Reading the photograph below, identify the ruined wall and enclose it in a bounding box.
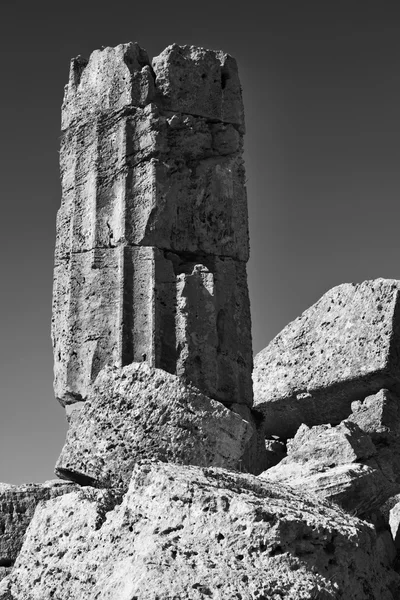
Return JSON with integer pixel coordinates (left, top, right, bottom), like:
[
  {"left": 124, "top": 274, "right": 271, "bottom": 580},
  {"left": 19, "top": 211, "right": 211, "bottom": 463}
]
[{"left": 52, "top": 43, "right": 253, "bottom": 407}]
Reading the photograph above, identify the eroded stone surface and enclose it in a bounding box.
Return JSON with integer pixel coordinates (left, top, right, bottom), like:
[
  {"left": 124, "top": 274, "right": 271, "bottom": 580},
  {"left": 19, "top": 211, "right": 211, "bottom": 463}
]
[
  {"left": 4, "top": 462, "right": 399, "bottom": 599},
  {"left": 53, "top": 42, "right": 252, "bottom": 408},
  {"left": 261, "top": 421, "right": 399, "bottom": 516},
  {"left": 55, "top": 363, "right": 255, "bottom": 488},
  {"left": 286, "top": 421, "right": 377, "bottom": 466},
  {"left": 348, "top": 389, "right": 400, "bottom": 442},
  {"left": 0, "top": 480, "right": 77, "bottom": 571},
  {"left": 253, "top": 279, "right": 400, "bottom": 437},
  {"left": 152, "top": 44, "right": 245, "bottom": 129}
]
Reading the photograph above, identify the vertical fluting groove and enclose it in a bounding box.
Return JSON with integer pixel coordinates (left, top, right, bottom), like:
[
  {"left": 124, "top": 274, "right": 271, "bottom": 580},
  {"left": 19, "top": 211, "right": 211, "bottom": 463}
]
[
  {"left": 119, "top": 119, "right": 130, "bottom": 367},
  {"left": 121, "top": 246, "right": 134, "bottom": 366}
]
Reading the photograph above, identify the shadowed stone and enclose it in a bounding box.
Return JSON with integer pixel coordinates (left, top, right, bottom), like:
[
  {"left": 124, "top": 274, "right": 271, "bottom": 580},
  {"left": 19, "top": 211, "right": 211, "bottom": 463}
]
[
  {"left": 0, "top": 481, "right": 77, "bottom": 574},
  {"left": 253, "top": 279, "right": 400, "bottom": 438}
]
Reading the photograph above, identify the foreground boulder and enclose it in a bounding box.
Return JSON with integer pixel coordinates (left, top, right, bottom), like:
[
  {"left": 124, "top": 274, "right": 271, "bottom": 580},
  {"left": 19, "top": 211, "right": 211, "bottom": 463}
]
[
  {"left": 55, "top": 363, "right": 255, "bottom": 488},
  {"left": 253, "top": 279, "right": 400, "bottom": 437},
  {"left": 261, "top": 421, "right": 399, "bottom": 516},
  {"left": 0, "top": 480, "right": 77, "bottom": 578},
  {"left": 2, "top": 461, "right": 399, "bottom": 599}
]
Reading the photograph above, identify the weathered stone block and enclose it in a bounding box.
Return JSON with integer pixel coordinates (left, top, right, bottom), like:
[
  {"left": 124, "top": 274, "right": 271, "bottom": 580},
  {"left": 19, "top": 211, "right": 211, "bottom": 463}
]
[
  {"left": 253, "top": 279, "right": 400, "bottom": 438},
  {"left": 152, "top": 44, "right": 245, "bottom": 129},
  {"left": 61, "top": 43, "right": 154, "bottom": 130},
  {"left": 53, "top": 247, "right": 252, "bottom": 406},
  {"left": 55, "top": 363, "right": 254, "bottom": 488},
  {"left": 348, "top": 389, "right": 400, "bottom": 442},
  {"left": 5, "top": 462, "right": 399, "bottom": 599},
  {"left": 0, "top": 481, "right": 76, "bottom": 571},
  {"left": 263, "top": 462, "right": 398, "bottom": 517},
  {"left": 57, "top": 105, "right": 249, "bottom": 262},
  {"left": 286, "top": 421, "right": 377, "bottom": 467},
  {"left": 174, "top": 256, "right": 253, "bottom": 405},
  {"left": 260, "top": 421, "right": 398, "bottom": 517}
]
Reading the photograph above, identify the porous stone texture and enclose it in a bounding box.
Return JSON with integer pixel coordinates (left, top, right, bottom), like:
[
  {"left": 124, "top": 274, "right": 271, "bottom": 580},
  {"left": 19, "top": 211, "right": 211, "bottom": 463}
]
[
  {"left": 261, "top": 422, "right": 399, "bottom": 517},
  {"left": 344, "top": 390, "right": 400, "bottom": 492},
  {"left": 53, "top": 42, "right": 252, "bottom": 408},
  {"left": 253, "top": 279, "right": 400, "bottom": 438},
  {"left": 0, "top": 480, "right": 77, "bottom": 573},
  {"left": 3, "top": 462, "right": 399, "bottom": 600},
  {"left": 348, "top": 389, "right": 400, "bottom": 442},
  {"left": 286, "top": 421, "right": 377, "bottom": 466},
  {"left": 55, "top": 363, "right": 255, "bottom": 488}
]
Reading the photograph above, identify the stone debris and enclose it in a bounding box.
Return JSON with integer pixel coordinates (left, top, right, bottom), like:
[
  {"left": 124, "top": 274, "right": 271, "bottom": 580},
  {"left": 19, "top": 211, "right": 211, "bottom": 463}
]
[
  {"left": 0, "top": 480, "right": 77, "bottom": 577},
  {"left": 261, "top": 421, "right": 399, "bottom": 517},
  {"left": 3, "top": 462, "right": 399, "bottom": 600},
  {"left": 348, "top": 388, "right": 400, "bottom": 442},
  {"left": 253, "top": 279, "right": 400, "bottom": 438},
  {"left": 286, "top": 421, "right": 377, "bottom": 466},
  {"left": 55, "top": 363, "right": 255, "bottom": 488},
  {"left": 53, "top": 42, "right": 252, "bottom": 408}
]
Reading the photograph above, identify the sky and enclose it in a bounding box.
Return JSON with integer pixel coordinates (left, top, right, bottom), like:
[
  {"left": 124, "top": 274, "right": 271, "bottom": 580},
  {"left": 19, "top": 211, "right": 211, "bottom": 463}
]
[{"left": 1, "top": 1, "right": 400, "bottom": 483}]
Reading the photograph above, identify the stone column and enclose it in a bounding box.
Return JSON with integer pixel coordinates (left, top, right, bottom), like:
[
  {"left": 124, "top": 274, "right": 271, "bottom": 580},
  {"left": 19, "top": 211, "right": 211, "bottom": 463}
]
[{"left": 52, "top": 42, "right": 253, "bottom": 407}]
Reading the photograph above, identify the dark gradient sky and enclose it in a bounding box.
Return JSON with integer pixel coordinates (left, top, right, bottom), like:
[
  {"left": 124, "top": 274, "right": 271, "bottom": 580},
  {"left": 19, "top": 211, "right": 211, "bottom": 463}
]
[{"left": 1, "top": 1, "right": 400, "bottom": 483}]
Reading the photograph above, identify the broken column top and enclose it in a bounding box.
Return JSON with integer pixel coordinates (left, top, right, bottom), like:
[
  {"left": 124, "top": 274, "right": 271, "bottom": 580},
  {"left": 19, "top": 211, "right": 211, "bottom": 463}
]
[{"left": 62, "top": 42, "right": 245, "bottom": 131}]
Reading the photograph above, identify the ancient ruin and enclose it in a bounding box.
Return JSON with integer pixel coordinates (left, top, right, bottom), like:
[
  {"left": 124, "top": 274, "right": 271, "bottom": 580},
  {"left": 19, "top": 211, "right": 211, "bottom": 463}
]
[
  {"left": 4, "top": 42, "right": 400, "bottom": 599},
  {"left": 52, "top": 42, "right": 253, "bottom": 409}
]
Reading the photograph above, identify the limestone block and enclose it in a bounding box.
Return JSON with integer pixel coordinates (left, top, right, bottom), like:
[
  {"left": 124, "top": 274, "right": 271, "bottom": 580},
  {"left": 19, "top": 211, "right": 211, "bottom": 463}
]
[
  {"left": 263, "top": 462, "right": 398, "bottom": 517},
  {"left": 0, "top": 481, "right": 76, "bottom": 571},
  {"left": 174, "top": 257, "right": 253, "bottom": 405},
  {"left": 286, "top": 421, "right": 377, "bottom": 467},
  {"left": 348, "top": 389, "right": 400, "bottom": 442},
  {"left": 61, "top": 42, "right": 154, "bottom": 130},
  {"left": 126, "top": 151, "right": 249, "bottom": 260},
  {"left": 253, "top": 279, "right": 400, "bottom": 438},
  {"left": 52, "top": 247, "right": 125, "bottom": 404},
  {"left": 260, "top": 421, "right": 398, "bottom": 517},
  {"left": 55, "top": 363, "right": 255, "bottom": 488},
  {"left": 5, "top": 462, "right": 399, "bottom": 600},
  {"left": 58, "top": 105, "right": 249, "bottom": 262},
  {"left": 152, "top": 44, "right": 245, "bottom": 129}
]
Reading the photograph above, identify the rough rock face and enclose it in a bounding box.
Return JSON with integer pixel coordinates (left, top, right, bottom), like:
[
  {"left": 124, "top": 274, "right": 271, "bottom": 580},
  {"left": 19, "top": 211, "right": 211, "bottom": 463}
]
[
  {"left": 0, "top": 480, "right": 77, "bottom": 575},
  {"left": 261, "top": 422, "right": 399, "bottom": 516},
  {"left": 3, "top": 462, "right": 399, "bottom": 600},
  {"left": 346, "top": 389, "right": 400, "bottom": 490},
  {"left": 55, "top": 363, "right": 255, "bottom": 488},
  {"left": 53, "top": 42, "right": 253, "bottom": 408},
  {"left": 253, "top": 278, "right": 400, "bottom": 437},
  {"left": 349, "top": 389, "right": 400, "bottom": 442}
]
